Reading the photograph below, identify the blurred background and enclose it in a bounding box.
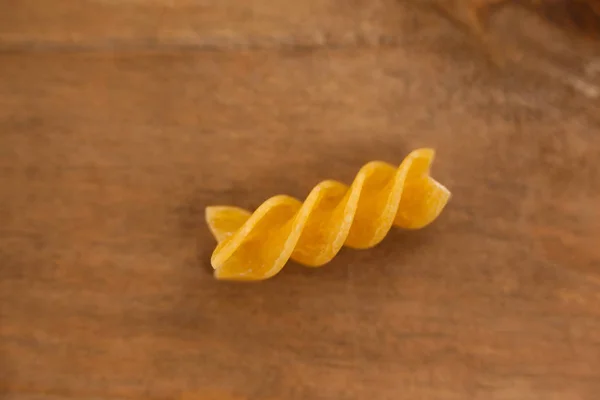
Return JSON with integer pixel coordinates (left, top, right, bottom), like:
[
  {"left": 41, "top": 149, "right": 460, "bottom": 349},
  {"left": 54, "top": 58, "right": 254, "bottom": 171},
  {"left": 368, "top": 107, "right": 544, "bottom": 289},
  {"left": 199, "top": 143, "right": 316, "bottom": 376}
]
[{"left": 1, "top": 1, "right": 599, "bottom": 399}]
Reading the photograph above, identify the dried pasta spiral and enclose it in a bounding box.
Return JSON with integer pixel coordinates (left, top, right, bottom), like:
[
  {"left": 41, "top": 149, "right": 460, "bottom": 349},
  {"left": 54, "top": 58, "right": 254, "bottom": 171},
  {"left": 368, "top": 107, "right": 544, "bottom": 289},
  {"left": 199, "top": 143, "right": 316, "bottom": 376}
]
[{"left": 206, "top": 148, "right": 451, "bottom": 281}]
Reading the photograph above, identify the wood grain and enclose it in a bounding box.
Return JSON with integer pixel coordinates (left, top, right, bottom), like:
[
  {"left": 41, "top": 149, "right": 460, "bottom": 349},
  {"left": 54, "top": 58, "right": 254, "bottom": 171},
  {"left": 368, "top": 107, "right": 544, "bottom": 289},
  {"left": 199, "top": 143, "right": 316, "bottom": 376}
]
[
  {"left": 1, "top": 0, "right": 414, "bottom": 48},
  {"left": 1, "top": 2, "right": 600, "bottom": 400}
]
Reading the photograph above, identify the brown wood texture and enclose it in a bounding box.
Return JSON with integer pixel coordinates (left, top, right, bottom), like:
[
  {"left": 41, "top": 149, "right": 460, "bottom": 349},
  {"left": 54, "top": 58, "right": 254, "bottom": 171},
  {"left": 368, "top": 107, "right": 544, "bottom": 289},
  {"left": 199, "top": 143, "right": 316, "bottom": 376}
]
[
  {"left": 1, "top": 1, "right": 600, "bottom": 400},
  {"left": 1, "top": 0, "right": 412, "bottom": 46}
]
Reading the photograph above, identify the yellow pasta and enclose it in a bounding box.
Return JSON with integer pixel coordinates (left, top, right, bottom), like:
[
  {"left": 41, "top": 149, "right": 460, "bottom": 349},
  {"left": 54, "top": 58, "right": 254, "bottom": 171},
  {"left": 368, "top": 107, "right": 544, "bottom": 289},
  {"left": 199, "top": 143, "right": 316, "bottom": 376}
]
[{"left": 206, "top": 148, "right": 451, "bottom": 281}]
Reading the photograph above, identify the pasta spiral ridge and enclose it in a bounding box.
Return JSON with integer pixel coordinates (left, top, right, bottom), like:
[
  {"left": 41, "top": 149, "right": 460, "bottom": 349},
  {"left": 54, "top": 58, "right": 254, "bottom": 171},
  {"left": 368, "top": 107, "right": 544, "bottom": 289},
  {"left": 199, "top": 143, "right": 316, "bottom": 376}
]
[{"left": 206, "top": 148, "right": 451, "bottom": 281}]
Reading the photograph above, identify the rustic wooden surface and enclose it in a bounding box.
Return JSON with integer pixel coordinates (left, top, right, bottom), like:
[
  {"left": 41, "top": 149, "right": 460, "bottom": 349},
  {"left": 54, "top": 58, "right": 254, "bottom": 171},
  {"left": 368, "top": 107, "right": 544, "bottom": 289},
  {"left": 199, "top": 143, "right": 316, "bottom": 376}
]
[{"left": 1, "top": 1, "right": 600, "bottom": 399}]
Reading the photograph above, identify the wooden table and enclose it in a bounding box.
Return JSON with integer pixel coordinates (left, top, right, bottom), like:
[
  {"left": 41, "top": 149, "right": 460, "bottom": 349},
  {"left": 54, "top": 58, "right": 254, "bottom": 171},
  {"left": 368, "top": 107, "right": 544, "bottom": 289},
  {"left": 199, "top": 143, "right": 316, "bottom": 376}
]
[{"left": 1, "top": 1, "right": 599, "bottom": 399}]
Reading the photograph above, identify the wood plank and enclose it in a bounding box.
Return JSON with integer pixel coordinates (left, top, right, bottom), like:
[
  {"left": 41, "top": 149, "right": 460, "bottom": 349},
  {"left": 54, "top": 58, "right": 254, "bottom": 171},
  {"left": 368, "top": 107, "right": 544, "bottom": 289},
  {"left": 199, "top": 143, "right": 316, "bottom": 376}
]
[
  {"left": 1, "top": 0, "right": 421, "bottom": 47},
  {"left": 3, "top": 0, "right": 599, "bottom": 99},
  {"left": 1, "top": 47, "right": 599, "bottom": 400}
]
